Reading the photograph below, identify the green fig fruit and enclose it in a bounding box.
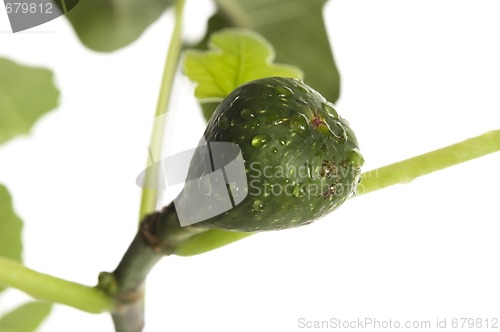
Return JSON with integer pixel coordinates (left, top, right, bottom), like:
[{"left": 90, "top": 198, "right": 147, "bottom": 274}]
[{"left": 174, "top": 77, "right": 363, "bottom": 232}]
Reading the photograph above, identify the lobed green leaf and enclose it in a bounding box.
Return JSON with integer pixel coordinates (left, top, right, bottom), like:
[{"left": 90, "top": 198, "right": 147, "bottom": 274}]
[
  {"left": 183, "top": 28, "right": 303, "bottom": 119},
  {"left": 0, "top": 58, "right": 59, "bottom": 145},
  {"left": 194, "top": 0, "right": 340, "bottom": 103}
]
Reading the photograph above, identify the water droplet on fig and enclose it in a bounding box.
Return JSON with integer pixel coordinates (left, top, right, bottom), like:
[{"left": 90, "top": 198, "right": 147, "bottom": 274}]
[
  {"left": 240, "top": 108, "right": 254, "bottom": 120},
  {"left": 230, "top": 96, "right": 240, "bottom": 108},
  {"left": 261, "top": 92, "right": 273, "bottom": 99},
  {"left": 304, "top": 162, "right": 314, "bottom": 179},
  {"left": 290, "top": 114, "right": 308, "bottom": 135},
  {"left": 276, "top": 86, "right": 294, "bottom": 98},
  {"left": 322, "top": 102, "right": 339, "bottom": 119},
  {"left": 252, "top": 120, "right": 261, "bottom": 127},
  {"left": 279, "top": 136, "right": 288, "bottom": 146},
  {"left": 198, "top": 174, "right": 212, "bottom": 196},
  {"left": 217, "top": 114, "right": 229, "bottom": 130},
  {"left": 332, "top": 120, "right": 348, "bottom": 141},
  {"left": 297, "top": 97, "right": 309, "bottom": 105},
  {"left": 297, "top": 84, "right": 308, "bottom": 93},
  {"left": 272, "top": 147, "right": 278, "bottom": 154},
  {"left": 348, "top": 148, "right": 364, "bottom": 171},
  {"left": 251, "top": 134, "right": 271, "bottom": 148},
  {"left": 292, "top": 183, "right": 304, "bottom": 198},
  {"left": 252, "top": 200, "right": 265, "bottom": 212}
]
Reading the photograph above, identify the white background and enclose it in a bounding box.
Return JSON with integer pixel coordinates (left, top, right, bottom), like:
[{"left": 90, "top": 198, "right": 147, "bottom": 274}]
[{"left": 1, "top": 0, "right": 499, "bottom": 331}]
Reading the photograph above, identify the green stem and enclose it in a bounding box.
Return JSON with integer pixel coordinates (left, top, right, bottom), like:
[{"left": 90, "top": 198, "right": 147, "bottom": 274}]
[
  {"left": 139, "top": 0, "right": 186, "bottom": 221},
  {"left": 358, "top": 129, "right": 500, "bottom": 195},
  {"left": 0, "top": 257, "right": 113, "bottom": 314}
]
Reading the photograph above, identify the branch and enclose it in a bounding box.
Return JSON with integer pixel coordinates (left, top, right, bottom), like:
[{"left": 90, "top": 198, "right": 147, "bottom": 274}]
[
  {"left": 358, "top": 129, "right": 500, "bottom": 195},
  {"left": 0, "top": 256, "right": 113, "bottom": 314},
  {"left": 108, "top": 204, "right": 204, "bottom": 332}
]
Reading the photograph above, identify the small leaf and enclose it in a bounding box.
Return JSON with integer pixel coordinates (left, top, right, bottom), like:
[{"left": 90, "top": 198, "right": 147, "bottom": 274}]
[
  {"left": 0, "top": 185, "right": 23, "bottom": 293},
  {"left": 193, "top": 0, "right": 340, "bottom": 103},
  {"left": 0, "top": 302, "right": 52, "bottom": 332},
  {"left": 184, "top": 28, "right": 303, "bottom": 118},
  {"left": 63, "top": 0, "right": 174, "bottom": 52},
  {"left": 0, "top": 58, "right": 59, "bottom": 145}
]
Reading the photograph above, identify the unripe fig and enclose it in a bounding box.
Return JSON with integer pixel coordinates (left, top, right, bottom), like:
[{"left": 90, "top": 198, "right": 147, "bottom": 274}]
[{"left": 175, "top": 77, "right": 363, "bottom": 232}]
